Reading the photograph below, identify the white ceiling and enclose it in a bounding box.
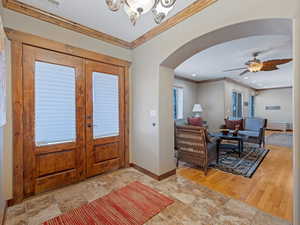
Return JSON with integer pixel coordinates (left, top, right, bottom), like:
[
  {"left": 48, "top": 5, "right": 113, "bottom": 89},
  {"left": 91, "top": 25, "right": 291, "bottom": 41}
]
[
  {"left": 175, "top": 35, "right": 293, "bottom": 89},
  {"left": 19, "top": 0, "right": 195, "bottom": 42}
]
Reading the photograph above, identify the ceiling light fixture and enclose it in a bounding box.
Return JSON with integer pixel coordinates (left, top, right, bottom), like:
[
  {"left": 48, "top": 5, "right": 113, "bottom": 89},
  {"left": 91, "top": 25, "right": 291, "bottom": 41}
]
[
  {"left": 192, "top": 74, "right": 197, "bottom": 77},
  {"left": 105, "top": 0, "right": 176, "bottom": 25},
  {"left": 244, "top": 77, "right": 249, "bottom": 80},
  {"left": 247, "top": 58, "right": 263, "bottom": 72}
]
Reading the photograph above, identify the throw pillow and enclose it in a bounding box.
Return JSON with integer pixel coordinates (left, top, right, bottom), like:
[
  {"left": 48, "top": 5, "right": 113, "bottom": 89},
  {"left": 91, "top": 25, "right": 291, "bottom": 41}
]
[
  {"left": 225, "top": 118, "right": 243, "bottom": 130},
  {"left": 187, "top": 117, "right": 203, "bottom": 126}
]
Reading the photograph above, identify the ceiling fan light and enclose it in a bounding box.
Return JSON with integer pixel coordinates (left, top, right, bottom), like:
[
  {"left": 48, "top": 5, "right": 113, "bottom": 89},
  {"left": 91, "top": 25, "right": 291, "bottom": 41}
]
[{"left": 248, "top": 61, "right": 263, "bottom": 72}]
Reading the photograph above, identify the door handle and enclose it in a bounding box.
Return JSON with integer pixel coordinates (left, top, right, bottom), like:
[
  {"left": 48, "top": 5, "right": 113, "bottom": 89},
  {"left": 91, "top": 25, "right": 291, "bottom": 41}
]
[{"left": 87, "top": 124, "right": 92, "bottom": 128}]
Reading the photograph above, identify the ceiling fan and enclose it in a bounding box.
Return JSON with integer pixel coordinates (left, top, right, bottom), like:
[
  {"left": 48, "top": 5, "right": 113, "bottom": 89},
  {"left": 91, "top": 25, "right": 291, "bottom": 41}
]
[{"left": 223, "top": 52, "right": 292, "bottom": 76}]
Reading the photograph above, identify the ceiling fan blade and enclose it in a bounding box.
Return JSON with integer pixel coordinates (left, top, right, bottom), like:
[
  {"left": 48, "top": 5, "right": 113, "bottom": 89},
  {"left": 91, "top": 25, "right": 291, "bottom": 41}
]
[
  {"left": 239, "top": 70, "right": 249, "bottom": 76},
  {"left": 223, "top": 67, "right": 247, "bottom": 72},
  {"left": 252, "top": 42, "right": 291, "bottom": 58},
  {"left": 261, "top": 65, "right": 279, "bottom": 71},
  {"left": 261, "top": 58, "right": 292, "bottom": 71},
  {"left": 263, "top": 58, "right": 292, "bottom": 66}
]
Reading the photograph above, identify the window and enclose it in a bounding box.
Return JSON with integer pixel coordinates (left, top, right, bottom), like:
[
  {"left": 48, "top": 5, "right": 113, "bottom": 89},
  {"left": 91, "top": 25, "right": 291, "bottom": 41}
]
[
  {"left": 93, "top": 72, "right": 119, "bottom": 138},
  {"left": 173, "top": 87, "right": 183, "bottom": 120},
  {"left": 249, "top": 95, "right": 255, "bottom": 117},
  {"left": 232, "top": 91, "right": 242, "bottom": 118},
  {"left": 35, "top": 62, "right": 76, "bottom": 146}
]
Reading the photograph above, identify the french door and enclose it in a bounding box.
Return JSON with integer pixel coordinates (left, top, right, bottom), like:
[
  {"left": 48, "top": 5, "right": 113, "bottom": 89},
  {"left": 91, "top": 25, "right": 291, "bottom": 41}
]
[
  {"left": 85, "top": 60, "right": 125, "bottom": 177},
  {"left": 22, "top": 46, "right": 125, "bottom": 196}
]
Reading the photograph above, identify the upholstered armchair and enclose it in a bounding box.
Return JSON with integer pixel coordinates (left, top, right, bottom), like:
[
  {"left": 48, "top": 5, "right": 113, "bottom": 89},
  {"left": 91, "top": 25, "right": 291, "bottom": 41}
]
[
  {"left": 175, "top": 125, "right": 218, "bottom": 175},
  {"left": 239, "top": 118, "right": 267, "bottom": 147}
]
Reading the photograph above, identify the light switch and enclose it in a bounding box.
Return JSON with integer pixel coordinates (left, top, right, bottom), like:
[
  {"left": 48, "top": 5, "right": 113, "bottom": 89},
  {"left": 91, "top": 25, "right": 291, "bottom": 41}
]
[{"left": 150, "top": 110, "right": 157, "bottom": 117}]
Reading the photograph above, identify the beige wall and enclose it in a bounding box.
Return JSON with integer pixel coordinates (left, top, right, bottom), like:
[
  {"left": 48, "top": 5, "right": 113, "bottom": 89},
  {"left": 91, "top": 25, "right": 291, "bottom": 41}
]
[
  {"left": 131, "top": 0, "right": 298, "bottom": 194},
  {"left": 256, "top": 88, "right": 293, "bottom": 127},
  {"left": 224, "top": 80, "right": 256, "bottom": 118},
  {"left": 159, "top": 66, "right": 176, "bottom": 174},
  {"left": 173, "top": 78, "right": 198, "bottom": 120},
  {"left": 196, "top": 79, "right": 255, "bottom": 132},
  {"left": 0, "top": 5, "right": 6, "bottom": 221},
  {"left": 293, "top": 15, "right": 300, "bottom": 225},
  {"left": 0, "top": 127, "right": 5, "bottom": 225},
  {"left": 2, "top": 9, "right": 132, "bottom": 61},
  {"left": 1, "top": 9, "right": 132, "bottom": 200},
  {"left": 197, "top": 80, "right": 225, "bottom": 132}
]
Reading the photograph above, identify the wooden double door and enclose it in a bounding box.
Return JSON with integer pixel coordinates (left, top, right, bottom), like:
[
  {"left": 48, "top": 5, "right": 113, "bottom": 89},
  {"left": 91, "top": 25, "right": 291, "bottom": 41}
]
[{"left": 22, "top": 46, "right": 126, "bottom": 197}]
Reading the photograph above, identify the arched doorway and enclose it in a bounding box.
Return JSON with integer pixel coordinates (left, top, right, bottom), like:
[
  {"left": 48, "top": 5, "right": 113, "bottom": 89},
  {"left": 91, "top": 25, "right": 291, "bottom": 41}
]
[{"left": 165, "top": 18, "right": 293, "bottom": 220}]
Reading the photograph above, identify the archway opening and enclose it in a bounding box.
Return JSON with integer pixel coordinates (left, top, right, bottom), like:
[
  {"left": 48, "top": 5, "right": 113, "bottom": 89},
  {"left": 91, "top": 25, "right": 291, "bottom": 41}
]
[{"left": 161, "top": 18, "right": 293, "bottom": 222}]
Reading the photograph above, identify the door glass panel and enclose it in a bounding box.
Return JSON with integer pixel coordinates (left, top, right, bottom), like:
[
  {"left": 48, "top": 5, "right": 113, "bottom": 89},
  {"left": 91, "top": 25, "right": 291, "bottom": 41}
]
[
  {"left": 92, "top": 72, "right": 119, "bottom": 138},
  {"left": 35, "top": 62, "right": 76, "bottom": 146}
]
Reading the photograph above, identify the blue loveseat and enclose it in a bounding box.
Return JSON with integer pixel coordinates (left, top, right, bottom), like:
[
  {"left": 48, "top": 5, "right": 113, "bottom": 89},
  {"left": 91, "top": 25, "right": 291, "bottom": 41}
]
[{"left": 223, "top": 117, "right": 267, "bottom": 147}]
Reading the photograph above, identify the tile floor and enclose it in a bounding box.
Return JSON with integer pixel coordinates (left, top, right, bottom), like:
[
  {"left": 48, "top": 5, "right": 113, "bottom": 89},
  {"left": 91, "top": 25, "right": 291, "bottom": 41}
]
[{"left": 4, "top": 168, "right": 292, "bottom": 225}]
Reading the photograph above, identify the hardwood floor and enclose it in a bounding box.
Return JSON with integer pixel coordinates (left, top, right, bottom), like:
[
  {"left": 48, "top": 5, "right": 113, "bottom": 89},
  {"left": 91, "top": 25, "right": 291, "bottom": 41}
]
[{"left": 178, "top": 131, "right": 293, "bottom": 222}]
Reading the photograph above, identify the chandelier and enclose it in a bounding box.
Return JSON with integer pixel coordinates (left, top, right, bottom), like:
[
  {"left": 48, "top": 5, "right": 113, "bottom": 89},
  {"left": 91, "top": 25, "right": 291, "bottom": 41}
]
[{"left": 105, "top": 0, "right": 176, "bottom": 25}]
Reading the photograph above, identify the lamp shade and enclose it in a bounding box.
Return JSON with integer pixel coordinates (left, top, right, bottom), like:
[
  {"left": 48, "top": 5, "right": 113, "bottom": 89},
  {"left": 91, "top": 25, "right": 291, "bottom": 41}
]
[{"left": 192, "top": 104, "right": 203, "bottom": 112}]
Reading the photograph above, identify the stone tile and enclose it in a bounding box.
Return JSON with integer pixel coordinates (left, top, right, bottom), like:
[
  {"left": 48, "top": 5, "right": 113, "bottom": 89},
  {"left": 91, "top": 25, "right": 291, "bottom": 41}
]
[
  {"left": 54, "top": 192, "right": 88, "bottom": 213},
  {"left": 3, "top": 168, "right": 292, "bottom": 225},
  {"left": 145, "top": 214, "right": 184, "bottom": 225},
  {"left": 145, "top": 214, "right": 171, "bottom": 225},
  {"left": 159, "top": 200, "right": 188, "bottom": 220},
  {"left": 252, "top": 211, "right": 292, "bottom": 225},
  {"left": 176, "top": 206, "right": 215, "bottom": 225},
  {"left": 27, "top": 204, "right": 61, "bottom": 225},
  {"left": 25, "top": 194, "right": 56, "bottom": 217},
  {"left": 223, "top": 199, "right": 258, "bottom": 220},
  {"left": 4, "top": 214, "right": 28, "bottom": 225},
  {"left": 80, "top": 179, "right": 111, "bottom": 202},
  {"left": 189, "top": 188, "right": 229, "bottom": 221},
  {"left": 6, "top": 203, "right": 25, "bottom": 217},
  {"left": 211, "top": 199, "right": 258, "bottom": 225}
]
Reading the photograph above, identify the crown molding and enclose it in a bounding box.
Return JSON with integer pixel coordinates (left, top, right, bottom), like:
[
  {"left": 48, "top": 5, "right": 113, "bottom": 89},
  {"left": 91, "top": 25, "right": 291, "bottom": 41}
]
[
  {"left": 225, "top": 78, "right": 256, "bottom": 91},
  {"left": 131, "top": 0, "right": 217, "bottom": 48},
  {"left": 2, "top": 0, "right": 133, "bottom": 49},
  {"left": 174, "top": 75, "right": 199, "bottom": 83},
  {"left": 2, "top": 0, "right": 217, "bottom": 49},
  {"left": 197, "top": 77, "right": 225, "bottom": 84},
  {"left": 257, "top": 86, "right": 293, "bottom": 91}
]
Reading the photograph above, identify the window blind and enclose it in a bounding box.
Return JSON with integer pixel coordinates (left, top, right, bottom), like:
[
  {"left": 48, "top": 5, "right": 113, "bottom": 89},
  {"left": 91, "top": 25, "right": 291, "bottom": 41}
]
[
  {"left": 173, "top": 87, "right": 183, "bottom": 120},
  {"left": 92, "top": 72, "right": 119, "bottom": 138},
  {"left": 35, "top": 62, "right": 76, "bottom": 146}
]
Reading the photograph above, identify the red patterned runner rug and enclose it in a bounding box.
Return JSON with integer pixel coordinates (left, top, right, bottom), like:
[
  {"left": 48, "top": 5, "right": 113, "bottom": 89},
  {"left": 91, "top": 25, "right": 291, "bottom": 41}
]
[{"left": 43, "top": 181, "right": 174, "bottom": 225}]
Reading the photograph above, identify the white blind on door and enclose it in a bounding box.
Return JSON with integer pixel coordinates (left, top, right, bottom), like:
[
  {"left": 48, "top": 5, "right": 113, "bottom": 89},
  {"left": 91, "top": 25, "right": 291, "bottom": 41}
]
[
  {"left": 93, "top": 72, "right": 119, "bottom": 138},
  {"left": 35, "top": 61, "right": 76, "bottom": 146}
]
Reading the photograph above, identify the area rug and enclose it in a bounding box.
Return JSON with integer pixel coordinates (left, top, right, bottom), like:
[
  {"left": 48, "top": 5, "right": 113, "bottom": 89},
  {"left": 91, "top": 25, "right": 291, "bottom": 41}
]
[
  {"left": 210, "top": 143, "right": 269, "bottom": 178},
  {"left": 43, "top": 181, "right": 174, "bottom": 225},
  {"left": 265, "top": 133, "right": 293, "bottom": 148}
]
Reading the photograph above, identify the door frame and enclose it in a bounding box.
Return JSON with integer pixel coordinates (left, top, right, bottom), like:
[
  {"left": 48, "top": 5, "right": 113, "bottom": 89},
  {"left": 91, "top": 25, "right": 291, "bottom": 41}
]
[{"left": 6, "top": 28, "right": 131, "bottom": 204}]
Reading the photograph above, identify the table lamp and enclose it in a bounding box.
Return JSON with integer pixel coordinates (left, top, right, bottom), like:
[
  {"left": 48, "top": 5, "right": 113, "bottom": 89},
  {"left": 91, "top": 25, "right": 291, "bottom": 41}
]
[{"left": 192, "top": 104, "right": 203, "bottom": 117}]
